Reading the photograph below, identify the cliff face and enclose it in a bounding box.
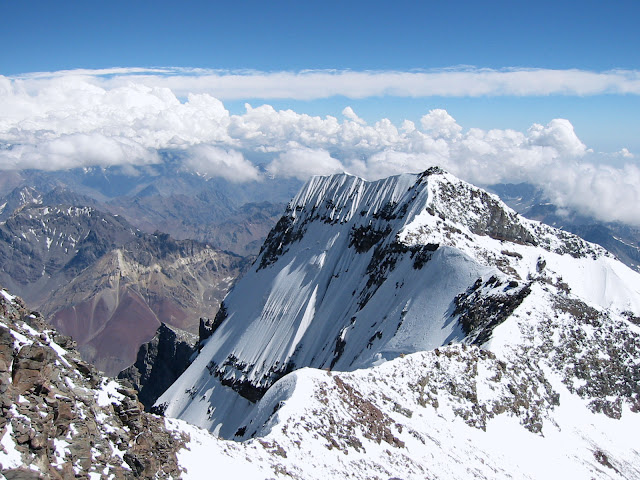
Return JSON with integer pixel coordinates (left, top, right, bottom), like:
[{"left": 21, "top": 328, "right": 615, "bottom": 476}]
[{"left": 118, "top": 323, "right": 198, "bottom": 411}]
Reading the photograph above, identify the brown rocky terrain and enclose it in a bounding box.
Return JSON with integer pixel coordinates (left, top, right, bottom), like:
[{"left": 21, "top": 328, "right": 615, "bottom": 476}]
[
  {"left": 0, "top": 205, "right": 250, "bottom": 375},
  {"left": 0, "top": 287, "right": 187, "bottom": 478},
  {"left": 43, "top": 234, "right": 250, "bottom": 376}
]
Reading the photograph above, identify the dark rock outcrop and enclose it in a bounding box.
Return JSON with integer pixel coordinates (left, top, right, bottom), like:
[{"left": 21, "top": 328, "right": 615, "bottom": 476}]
[
  {"left": 118, "top": 323, "right": 197, "bottom": 411},
  {"left": 198, "top": 316, "right": 215, "bottom": 343}
]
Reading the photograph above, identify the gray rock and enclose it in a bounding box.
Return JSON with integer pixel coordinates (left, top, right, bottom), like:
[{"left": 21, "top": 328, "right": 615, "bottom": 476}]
[{"left": 118, "top": 323, "right": 197, "bottom": 411}]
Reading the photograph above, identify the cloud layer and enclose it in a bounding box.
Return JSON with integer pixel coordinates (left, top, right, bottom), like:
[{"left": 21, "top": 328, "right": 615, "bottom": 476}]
[
  {"left": 10, "top": 67, "right": 640, "bottom": 99},
  {"left": 0, "top": 70, "right": 639, "bottom": 225}
]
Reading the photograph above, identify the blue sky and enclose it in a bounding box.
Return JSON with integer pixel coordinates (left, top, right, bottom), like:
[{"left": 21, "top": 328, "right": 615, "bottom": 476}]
[
  {"left": 1, "top": 1, "right": 639, "bottom": 223},
  {"left": 2, "top": 1, "right": 638, "bottom": 72},
  {"left": 2, "top": 0, "right": 639, "bottom": 151}
]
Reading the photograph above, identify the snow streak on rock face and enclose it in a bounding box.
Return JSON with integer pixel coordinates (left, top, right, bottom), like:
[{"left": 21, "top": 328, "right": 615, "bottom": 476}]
[{"left": 157, "top": 167, "right": 640, "bottom": 443}]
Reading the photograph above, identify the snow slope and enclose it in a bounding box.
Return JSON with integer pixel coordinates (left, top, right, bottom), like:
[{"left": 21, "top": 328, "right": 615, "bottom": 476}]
[
  {"left": 3, "top": 276, "right": 637, "bottom": 479},
  {"left": 157, "top": 166, "right": 640, "bottom": 466},
  {"left": 170, "top": 281, "right": 640, "bottom": 479},
  {"left": 171, "top": 342, "right": 640, "bottom": 480}
]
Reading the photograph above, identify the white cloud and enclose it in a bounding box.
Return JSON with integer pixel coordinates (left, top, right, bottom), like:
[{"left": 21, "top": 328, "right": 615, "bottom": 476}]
[
  {"left": 542, "top": 163, "right": 640, "bottom": 226},
  {"left": 10, "top": 67, "right": 640, "bottom": 100},
  {"left": 617, "top": 147, "right": 634, "bottom": 159},
  {"left": 1, "top": 70, "right": 639, "bottom": 225},
  {"left": 342, "top": 106, "right": 366, "bottom": 125},
  {"left": 267, "top": 148, "right": 345, "bottom": 180},
  {"left": 526, "top": 119, "right": 586, "bottom": 157},
  {"left": 420, "top": 109, "right": 462, "bottom": 139},
  {"left": 183, "top": 145, "right": 260, "bottom": 183},
  {"left": 0, "top": 134, "right": 159, "bottom": 171}
]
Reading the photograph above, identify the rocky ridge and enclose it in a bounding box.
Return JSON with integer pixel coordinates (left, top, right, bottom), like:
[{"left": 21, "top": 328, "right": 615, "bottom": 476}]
[
  {"left": 489, "top": 182, "right": 640, "bottom": 273},
  {"left": 0, "top": 287, "right": 187, "bottom": 478},
  {"left": 118, "top": 323, "right": 198, "bottom": 411}
]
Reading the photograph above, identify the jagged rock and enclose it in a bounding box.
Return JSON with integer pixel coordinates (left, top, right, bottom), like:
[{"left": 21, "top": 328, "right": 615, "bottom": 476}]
[
  {"left": 11, "top": 345, "right": 57, "bottom": 395},
  {"left": 2, "top": 469, "right": 46, "bottom": 480},
  {"left": 490, "top": 182, "right": 640, "bottom": 273},
  {"left": 198, "top": 316, "right": 215, "bottom": 343},
  {"left": 0, "top": 287, "right": 188, "bottom": 478},
  {"left": 118, "top": 323, "right": 197, "bottom": 411}
]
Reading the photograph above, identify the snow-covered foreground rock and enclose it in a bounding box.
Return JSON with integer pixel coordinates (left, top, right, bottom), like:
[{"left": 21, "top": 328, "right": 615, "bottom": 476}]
[
  {"left": 2, "top": 276, "right": 638, "bottom": 479},
  {"left": 0, "top": 287, "right": 191, "bottom": 478},
  {"left": 169, "top": 345, "right": 640, "bottom": 479},
  {"left": 159, "top": 283, "right": 640, "bottom": 479}
]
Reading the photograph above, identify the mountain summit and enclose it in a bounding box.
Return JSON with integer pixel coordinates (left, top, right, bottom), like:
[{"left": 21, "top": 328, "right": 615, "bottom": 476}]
[
  {"left": 148, "top": 168, "right": 640, "bottom": 478},
  {"left": 156, "top": 168, "right": 639, "bottom": 443}
]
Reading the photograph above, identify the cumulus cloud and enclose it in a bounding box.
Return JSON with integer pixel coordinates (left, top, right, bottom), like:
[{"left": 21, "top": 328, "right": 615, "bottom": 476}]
[
  {"left": 542, "top": 163, "right": 640, "bottom": 226},
  {"left": 1, "top": 70, "right": 639, "bottom": 225},
  {"left": 267, "top": 148, "right": 345, "bottom": 180},
  {"left": 342, "top": 107, "right": 366, "bottom": 125},
  {"left": 420, "top": 109, "right": 462, "bottom": 139},
  {"left": 182, "top": 145, "right": 260, "bottom": 182},
  {"left": 527, "top": 119, "right": 587, "bottom": 157},
  {"left": 617, "top": 148, "right": 634, "bottom": 159}
]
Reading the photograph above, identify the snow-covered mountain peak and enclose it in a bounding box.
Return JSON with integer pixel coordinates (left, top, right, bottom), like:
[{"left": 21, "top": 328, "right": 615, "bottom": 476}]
[
  {"left": 262, "top": 167, "right": 607, "bottom": 272},
  {"left": 157, "top": 167, "right": 640, "bottom": 441}
]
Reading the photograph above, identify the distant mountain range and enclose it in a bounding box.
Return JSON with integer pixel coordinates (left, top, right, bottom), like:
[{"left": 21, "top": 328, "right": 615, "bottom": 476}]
[
  {"left": 0, "top": 161, "right": 299, "bottom": 374},
  {"left": 0, "top": 160, "right": 301, "bottom": 256},
  {"left": 0, "top": 203, "right": 249, "bottom": 375}
]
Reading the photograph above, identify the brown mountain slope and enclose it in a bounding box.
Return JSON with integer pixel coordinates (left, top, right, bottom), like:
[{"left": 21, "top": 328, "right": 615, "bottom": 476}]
[
  {"left": 0, "top": 204, "right": 250, "bottom": 375},
  {"left": 43, "top": 239, "right": 249, "bottom": 375}
]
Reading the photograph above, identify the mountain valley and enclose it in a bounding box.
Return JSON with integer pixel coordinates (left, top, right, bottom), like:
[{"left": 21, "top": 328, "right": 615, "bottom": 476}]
[{"left": 0, "top": 203, "right": 249, "bottom": 375}]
